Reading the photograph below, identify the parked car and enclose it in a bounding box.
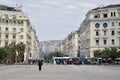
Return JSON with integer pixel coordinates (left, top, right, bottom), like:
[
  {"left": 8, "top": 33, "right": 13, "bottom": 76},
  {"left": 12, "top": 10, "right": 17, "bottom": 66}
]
[{"left": 114, "top": 58, "right": 120, "bottom": 65}]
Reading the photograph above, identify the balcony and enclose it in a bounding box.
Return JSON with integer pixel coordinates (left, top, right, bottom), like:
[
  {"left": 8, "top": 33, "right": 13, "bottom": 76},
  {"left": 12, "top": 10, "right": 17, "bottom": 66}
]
[
  {"left": 109, "top": 44, "right": 116, "bottom": 47},
  {"left": 101, "top": 35, "right": 108, "bottom": 39},
  {"left": 12, "top": 38, "right": 17, "bottom": 42},
  {"left": 4, "top": 31, "right": 9, "bottom": 33},
  {"left": 11, "top": 31, "right": 17, "bottom": 34},
  {"left": 3, "top": 38, "right": 9, "bottom": 41},
  {"left": 94, "top": 36, "right": 100, "bottom": 39}
]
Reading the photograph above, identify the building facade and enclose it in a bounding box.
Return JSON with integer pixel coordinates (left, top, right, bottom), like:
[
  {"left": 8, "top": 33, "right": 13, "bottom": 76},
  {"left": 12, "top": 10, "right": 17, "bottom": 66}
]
[
  {"left": 0, "top": 5, "right": 40, "bottom": 61},
  {"left": 79, "top": 4, "right": 120, "bottom": 57},
  {"left": 63, "top": 30, "right": 79, "bottom": 57}
]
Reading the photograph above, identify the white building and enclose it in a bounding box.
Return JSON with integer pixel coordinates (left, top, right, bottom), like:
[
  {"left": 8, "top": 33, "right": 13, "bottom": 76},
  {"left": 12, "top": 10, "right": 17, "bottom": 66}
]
[
  {"left": 0, "top": 5, "right": 40, "bottom": 61},
  {"left": 63, "top": 30, "right": 79, "bottom": 57},
  {"left": 79, "top": 4, "right": 120, "bottom": 57}
]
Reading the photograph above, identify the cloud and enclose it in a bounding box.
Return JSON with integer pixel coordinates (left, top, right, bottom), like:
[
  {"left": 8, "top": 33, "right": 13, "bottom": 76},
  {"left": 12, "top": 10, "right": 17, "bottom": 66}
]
[
  {"left": 77, "top": 2, "right": 97, "bottom": 8},
  {"left": 0, "top": 0, "right": 16, "bottom": 7},
  {"left": 66, "top": 4, "right": 78, "bottom": 10},
  {"left": 29, "top": 4, "right": 41, "bottom": 8},
  {"left": 41, "top": 0, "right": 62, "bottom": 6}
]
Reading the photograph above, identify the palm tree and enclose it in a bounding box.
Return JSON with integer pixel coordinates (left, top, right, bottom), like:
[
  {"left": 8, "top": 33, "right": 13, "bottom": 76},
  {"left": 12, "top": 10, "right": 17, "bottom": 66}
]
[
  {"left": 8, "top": 42, "right": 17, "bottom": 63},
  {"left": 16, "top": 42, "right": 25, "bottom": 62},
  {"left": 3, "top": 45, "right": 12, "bottom": 64}
]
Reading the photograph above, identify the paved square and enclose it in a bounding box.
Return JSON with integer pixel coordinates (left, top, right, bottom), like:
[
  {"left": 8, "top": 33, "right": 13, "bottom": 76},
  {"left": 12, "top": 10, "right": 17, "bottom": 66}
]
[{"left": 0, "top": 64, "right": 120, "bottom": 80}]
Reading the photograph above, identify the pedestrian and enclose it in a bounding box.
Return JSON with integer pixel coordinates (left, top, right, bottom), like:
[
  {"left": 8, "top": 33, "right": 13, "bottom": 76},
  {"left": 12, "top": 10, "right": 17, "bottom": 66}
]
[{"left": 38, "top": 60, "right": 43, "bottom": 71}]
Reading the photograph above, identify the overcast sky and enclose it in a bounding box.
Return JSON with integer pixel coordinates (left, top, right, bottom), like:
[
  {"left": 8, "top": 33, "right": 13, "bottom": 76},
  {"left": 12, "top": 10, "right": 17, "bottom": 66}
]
[{"left": 1, "top": 0, "right": 120, "bottom": 41}]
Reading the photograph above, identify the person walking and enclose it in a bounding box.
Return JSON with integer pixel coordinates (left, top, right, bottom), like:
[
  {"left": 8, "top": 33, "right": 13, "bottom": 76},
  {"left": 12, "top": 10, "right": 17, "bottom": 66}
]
[{"left": 38, "top": 60, "right": 43, "bottom": 71}]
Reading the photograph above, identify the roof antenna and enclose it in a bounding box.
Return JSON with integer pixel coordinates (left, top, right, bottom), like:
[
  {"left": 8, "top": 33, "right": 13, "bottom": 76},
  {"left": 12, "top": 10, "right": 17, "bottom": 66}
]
[
  {"left": 19, "top": 0, "right": 23, "bottom": 9},
  {"left": 99, "top": 3, "right": 104, "bottom": 8},
  {"left": 15, "top": 0, "right": 22, "bottom": 10}
]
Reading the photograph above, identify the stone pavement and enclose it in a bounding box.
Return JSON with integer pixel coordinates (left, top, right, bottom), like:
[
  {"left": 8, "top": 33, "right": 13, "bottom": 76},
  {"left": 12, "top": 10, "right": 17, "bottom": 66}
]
[{"left": 0, "top": 64, "right": 120, "bottom": 80}]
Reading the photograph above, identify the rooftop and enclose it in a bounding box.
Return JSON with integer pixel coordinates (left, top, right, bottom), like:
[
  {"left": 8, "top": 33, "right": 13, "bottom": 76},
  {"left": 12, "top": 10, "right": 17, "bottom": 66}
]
[
  {"left": 92, "top": 4, "right": 120, "bottom": 10},
  {"left": 0, "top": 4, "right": 21, "bottom": 11}
]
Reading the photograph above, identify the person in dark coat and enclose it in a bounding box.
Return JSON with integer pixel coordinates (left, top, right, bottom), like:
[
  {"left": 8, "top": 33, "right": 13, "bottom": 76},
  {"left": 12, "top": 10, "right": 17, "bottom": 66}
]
[{"left": 38, "top": 60, "right": 43, "bottom": 71}]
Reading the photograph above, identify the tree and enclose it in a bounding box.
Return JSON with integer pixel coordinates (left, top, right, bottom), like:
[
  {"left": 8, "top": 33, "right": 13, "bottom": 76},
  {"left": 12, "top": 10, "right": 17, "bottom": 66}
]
[
  {"left": 44, "top": 55, "right": 49, "bottom": 63},
  {"left": 94, "top": 49, "right": 101, "bottom": 57},
  {"left": 117, "top": 51, "right": 120, "bottom": 57},
  {"left": 0, "top": 47, "right": 5, "bottom": 63},
  {"left": 101, "top": 48, "right": 110, "bottom": 59},
  {"left": 16, "top": 42, "right": 26, "bottom": 62},
  {"left": 44, "top": 51, "right": 64, "bottom": 63},
  {"left": 109, "top": 47, "right": 118, "bottom": 61},
  {"left": 3, "top": 45, "right": 12, "bottom": 64},
  {"left": 8, "top": 42, "right": 17, "bottom": 63}
]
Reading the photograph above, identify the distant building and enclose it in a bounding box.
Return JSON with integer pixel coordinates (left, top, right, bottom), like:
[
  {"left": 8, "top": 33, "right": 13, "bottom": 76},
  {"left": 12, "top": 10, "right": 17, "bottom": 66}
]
[
  {"left": 79, "top": 4, "right": 120, "bottom": 57},
  {"left": 0, "top": 5, "right": 40, "bottom": 61},
  {"left": 63, "top": 30, "right": 80, "bottom": 57}
]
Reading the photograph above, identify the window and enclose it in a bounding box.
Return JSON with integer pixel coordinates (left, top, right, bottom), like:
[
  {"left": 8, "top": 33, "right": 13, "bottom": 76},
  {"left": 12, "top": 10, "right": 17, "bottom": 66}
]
[
  {"left": 111, "top": 30, "right": 115, "bottom": 35},
  {"left": 112, "top": 39, "right": 115, "bottom": 45},
  {"left": 20, "top": 35, "right": 23, "bottom": 39},
  {"left": 20, "top": 28, "right": 24, "bottom": 32},
  {"left": 13, "top": 21, "right": 16, "bottom": 26},
  {"left": 5, "top": 42, "right": 8, "bottom": 46},
  {"left": 21, "top": 21, "right": 23, "bottom": 26},
  {"left": 119, "top": 22, "right": 120, "bottom": 26},
  {"left": 118, "top": 31, "right": 120, "bottom": 35},
  {"left": 12, "top": 15, "right": 16, "bottom": 19},
  {"left": 112, "top": 22, "right": 115, "bottom": 27},
  {"left": 114, "top": 12, "right": 116, "bottom": 16},
  {"left": 13, "top": 28, "right": 16, "bottom": 32},
  {"left": 5, "top": 27, "right": 8, "bottom": 31},
  {"left": 111, "top": 12, "right": 116, "bottom": 17},
  {"left": 94, "top": 14, "right": 100, "bottom": 18},
  {"left": 5, "top": 34, "right": 9, "bottom": 38},
  {"left": 111, "top": 12, "right": 113, "bottom": 17},
  {"left": 103, "top": 39, "right": 107, "bottom": 45},
  {"left": 103, "top": 31, "right": 107, "bottom": 35},
  {"left": 13, "top": 34, "right": 16, "bottom": 39},
  {"left": 6, "top": 20, "right": 8, "bottom": 25},
  {"left": 103, "top": 14, "right": 107, "bottom": 18},
  {"left": 96, "top": 40, "right": 99, "bottom": 45},
  {"left": 96, "top": 31, "right": 99, "bottom": 36},
  {"left": 95, "top": 23, "right": 100, "bottom": 28},
  {"left": 18, "top": 21, "right": 21, "bottom": 25},
  {"left": 103, "top": 23, "right": 108, "bottom": 28}
]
